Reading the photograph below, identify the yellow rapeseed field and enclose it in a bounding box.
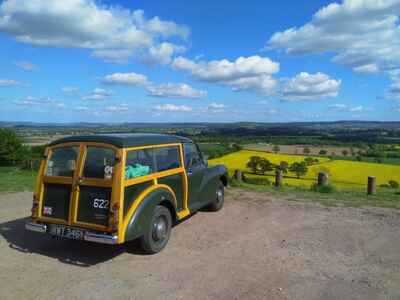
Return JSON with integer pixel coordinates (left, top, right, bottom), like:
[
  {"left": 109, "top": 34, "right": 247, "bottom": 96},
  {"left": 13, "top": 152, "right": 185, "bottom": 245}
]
[{"left": 209, "top": 150, "right": 400, "bottom": 189}]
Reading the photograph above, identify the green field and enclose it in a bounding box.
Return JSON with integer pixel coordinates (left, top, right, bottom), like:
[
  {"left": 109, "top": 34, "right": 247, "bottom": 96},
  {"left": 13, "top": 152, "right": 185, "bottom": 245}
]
[
  {"left": 0, "top": 167, "right": 37, "bottom": 192},
  {"left": 209, "top": 150, "right": 400, "bottom": 189}
]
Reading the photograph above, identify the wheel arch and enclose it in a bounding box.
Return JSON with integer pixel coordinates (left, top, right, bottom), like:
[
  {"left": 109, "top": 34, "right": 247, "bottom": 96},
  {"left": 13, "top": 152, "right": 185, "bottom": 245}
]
[{"left": 122, "top": 185, "right": 177, "bottom": 242}]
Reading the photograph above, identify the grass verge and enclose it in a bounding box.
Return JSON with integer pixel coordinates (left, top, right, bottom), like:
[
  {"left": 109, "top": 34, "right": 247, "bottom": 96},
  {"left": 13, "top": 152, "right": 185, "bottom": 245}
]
[
  {"left": 0, "top": 167, "right": 36, "bottom": 193},
  {"left": 230, "top": 180, "right": 400, "bottom": 209}
]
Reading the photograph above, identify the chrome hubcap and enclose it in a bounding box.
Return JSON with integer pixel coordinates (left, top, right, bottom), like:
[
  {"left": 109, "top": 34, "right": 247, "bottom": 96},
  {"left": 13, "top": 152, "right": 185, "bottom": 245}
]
[
  {"left": 216, "top": 188, "right": 223, "bottom": 202},
  {"left": 152, "top": 216, "right": 167, "bottom": 241}
]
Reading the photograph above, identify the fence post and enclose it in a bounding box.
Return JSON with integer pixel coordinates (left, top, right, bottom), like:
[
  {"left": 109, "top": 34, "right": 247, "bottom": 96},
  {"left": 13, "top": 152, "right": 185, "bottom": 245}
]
[
  {"left": 234, "top": 169, "right": 243, "bottom": 182},
  {"left": 367, "top": 176, "right": 376, "bottom": 195},
  {"left": 275, "top": 170, "right": 283, "bottom": 187},
  {"left": 317, "top": 172, "right": 329, "bottom": 186}
]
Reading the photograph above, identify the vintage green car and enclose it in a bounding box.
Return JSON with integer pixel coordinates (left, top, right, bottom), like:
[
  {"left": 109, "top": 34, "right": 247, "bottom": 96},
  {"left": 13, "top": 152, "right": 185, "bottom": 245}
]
[{"left": 25, "top": 134, "right": 228, "bottom": 253}]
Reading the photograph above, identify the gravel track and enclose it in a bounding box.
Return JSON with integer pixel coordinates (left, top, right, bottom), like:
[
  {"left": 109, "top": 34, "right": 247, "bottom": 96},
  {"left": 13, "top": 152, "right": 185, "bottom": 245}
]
[{"left": 1, "top": 189, "right": 400, "bottom": 300}]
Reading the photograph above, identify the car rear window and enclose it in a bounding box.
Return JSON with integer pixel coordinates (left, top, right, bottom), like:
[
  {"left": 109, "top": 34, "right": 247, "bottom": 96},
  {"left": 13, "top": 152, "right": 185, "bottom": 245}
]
[
  {"left": 46, "top": 146, "right": 79, "bottom": 177},
  {"left": 83, "top": 146, "right": 115, "bottom": 179}
]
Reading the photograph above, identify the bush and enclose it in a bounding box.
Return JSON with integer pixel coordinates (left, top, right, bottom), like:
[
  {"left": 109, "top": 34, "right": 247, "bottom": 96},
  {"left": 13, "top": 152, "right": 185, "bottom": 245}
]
[
  {"left": 310, "top": 183, "right": 336, "bottom": 193},
  {"left": 388, "top": 180, "right": 399, "bottom": 189}
]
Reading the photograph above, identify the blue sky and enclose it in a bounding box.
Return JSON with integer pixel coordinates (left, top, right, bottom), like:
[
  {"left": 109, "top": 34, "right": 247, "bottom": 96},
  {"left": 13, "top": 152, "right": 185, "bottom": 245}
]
[{"left": 0, "top": 0, "right": 399, "bottom": 123}]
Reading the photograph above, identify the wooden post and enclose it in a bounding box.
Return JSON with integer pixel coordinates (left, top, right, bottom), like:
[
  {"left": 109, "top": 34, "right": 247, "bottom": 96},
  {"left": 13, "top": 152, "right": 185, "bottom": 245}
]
[
  {"left": 367, "top": 176, "right": 376, "bottom": 195},
  {"left": 317, "top": 172, "right": 329, "bottom": 186},
  {"left": 275, "top": 170, "right": 283, "bottom": 187},
  {"left": 234, "top": 170, "right": 242, "bottom": 182}
]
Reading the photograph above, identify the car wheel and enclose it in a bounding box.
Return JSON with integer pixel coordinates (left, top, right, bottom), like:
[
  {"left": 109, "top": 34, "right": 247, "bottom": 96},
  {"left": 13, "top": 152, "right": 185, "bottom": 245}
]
[
  {"left": 139, "top": 205, "right": 172, "bottom": 254},
  {"left": 207, "top": 181, "right": 224, "bottom": 212}
]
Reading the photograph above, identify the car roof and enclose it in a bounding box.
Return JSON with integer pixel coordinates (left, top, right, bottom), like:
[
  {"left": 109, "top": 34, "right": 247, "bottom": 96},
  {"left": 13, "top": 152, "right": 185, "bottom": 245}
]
[{"left": 48, "top": 133, "right": 194, "bottom": 148}]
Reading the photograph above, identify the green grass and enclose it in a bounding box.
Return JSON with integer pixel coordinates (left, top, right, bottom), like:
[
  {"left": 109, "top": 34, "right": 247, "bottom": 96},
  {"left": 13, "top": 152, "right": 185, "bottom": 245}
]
[
  {"left": 0, "top": 166, "right": 36, "bottom": 192},
  {"left": 230, "top": 180, "right": 400, "bottom": 209}
]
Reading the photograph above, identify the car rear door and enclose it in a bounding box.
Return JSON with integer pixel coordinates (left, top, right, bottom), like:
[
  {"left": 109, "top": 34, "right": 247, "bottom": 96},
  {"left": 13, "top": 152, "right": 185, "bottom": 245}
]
[
  {"left": 40, "top": 144, "right": 81, "bottom": 224},
  {"left": 72, "top": 145, "right": 117, "bottom": 230}
]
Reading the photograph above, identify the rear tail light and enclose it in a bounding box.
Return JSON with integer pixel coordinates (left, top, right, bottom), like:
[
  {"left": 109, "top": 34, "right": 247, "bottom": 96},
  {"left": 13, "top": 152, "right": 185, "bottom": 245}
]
[{"left": 31, "top": 194, "right": 39, "bottom": 217}]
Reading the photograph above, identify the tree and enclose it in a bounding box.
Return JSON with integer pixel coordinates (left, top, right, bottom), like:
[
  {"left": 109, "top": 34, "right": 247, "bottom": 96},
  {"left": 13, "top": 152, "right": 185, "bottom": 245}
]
[
  {"left": 303, "top": 147, "right": 311, "bottom": 155},
  {"left": 258, "top": 158, "right": 274, "bottom": 175},
  {"left": 232, "top": 143, "right": 242, "bottom": 152},
  {"left": 272, "top": 145, "right": 280, "bottom": 153},
  {"left": 342, "top": 150, "right": 349, "bottom": 156},
  {"left": 388, "top": 180, "right": 399, "bottom": 189},
  {"left": 0, "top": 128, "right": 29, "bottom": 165},
  {"left": 290, "top": 161, "right": 308, "bottom": 178},
  {"left": 304, "top": 157, "right": 315, "bottom": 166},
  {"left": 276, "top": 161, "right": 289, "bottom": 174},
  {"left": 319, "top": 149, "right": 327, "bottom": 155},
  {"left": 246, "top": 156, "right": 261, "bottom": 174}
]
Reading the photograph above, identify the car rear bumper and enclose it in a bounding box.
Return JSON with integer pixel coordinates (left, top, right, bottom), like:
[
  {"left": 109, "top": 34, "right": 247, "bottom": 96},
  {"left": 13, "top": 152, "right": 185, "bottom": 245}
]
[
  {"left": 25, "top": 221, "right": 119, "bottom": 245},
  {"left": 25, "top": 221, "right": 47, "bottom": 233}
]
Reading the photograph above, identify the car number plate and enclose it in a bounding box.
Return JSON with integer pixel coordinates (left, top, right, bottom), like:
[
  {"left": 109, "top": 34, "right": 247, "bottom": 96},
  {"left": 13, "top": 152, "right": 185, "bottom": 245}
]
[{"left": 49, "top": 225, "right": 84, "bottom": 240}]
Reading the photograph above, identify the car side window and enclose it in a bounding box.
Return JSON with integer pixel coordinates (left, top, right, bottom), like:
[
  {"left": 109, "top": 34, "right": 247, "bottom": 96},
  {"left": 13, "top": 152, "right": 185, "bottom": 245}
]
[
  {"left": 125, "top": 149, "right": 155, "bottom": 179},
  {"left": 153, "top": 146, "right": 180, "bottom": 172},
  {"left": 184, "top": 143, "right": 202, "bottom": 168}
]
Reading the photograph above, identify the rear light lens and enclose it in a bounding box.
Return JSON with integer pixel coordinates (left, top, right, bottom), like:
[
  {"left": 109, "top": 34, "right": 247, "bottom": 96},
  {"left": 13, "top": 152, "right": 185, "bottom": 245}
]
[{"left": 31, "top": 194, "right": 39, "bottom": 217}]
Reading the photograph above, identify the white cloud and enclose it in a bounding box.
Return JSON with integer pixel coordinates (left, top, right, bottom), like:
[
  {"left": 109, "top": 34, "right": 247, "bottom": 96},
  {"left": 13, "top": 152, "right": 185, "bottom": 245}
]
[
  {"left": 279, "top": 72, "right": 341, "bottom": 101},
  {"left": 147, "top": 83, "right": 206, "bottom": 99},
  {"left": 15, "top": 61, "right": 38, "bottom": 71},
  {"left": 103, "top": 72, "right": 148, "bottom": 86},
  {"left": 267, "top": 0, "right": 400, "bottom": 97},
  {"left": 82, "top": 88, "right": 112, "bottom": 100},
  {"left": 329, "top": 103, "right": 364, "bottom": 112},
  {"left": 102, "top": 71, "right": 206, "bottom": 99},
  {"left": 0, "top": 79, "right": 21, "bottom": 86},
  {"left": 14, "top": 96, "right": 65, "bottom": 108},
  {"left": 104, "top": 104, "right": 129, "bottom": 113},
  {"left": 204, "top": 102, "right": 227, "bottom": 114},
  {"left": 208, "top": 102, "right": 226, "bottom": 109},
  {"left": 173, "top": 55, "right": 279, "bottom": 81},
  {"left": 132, "top": 10, "right": 189, "bottom": 39},
  {"left": 75, "top": 106, "right": 89, "bottom": 111},
  {"left": 386, "top": 81, "right": 400, "bottom": 100},
  {"left": 154, "top": 104, "right": 192, "bottom": 112},
  {"left": 0, "top": 0, "right": 189, "bottom": 64},
  {"left": 145, "top": 42, "right": 185, "bottom": 65},
  {"left": 172, "top": 55, "right": 279, "bottom": 93}
]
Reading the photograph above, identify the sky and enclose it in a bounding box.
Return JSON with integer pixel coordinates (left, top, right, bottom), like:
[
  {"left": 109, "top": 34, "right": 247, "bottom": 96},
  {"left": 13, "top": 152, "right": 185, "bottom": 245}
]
[{"left": 0, "top": 0, "right": 399, "bottom": 123}]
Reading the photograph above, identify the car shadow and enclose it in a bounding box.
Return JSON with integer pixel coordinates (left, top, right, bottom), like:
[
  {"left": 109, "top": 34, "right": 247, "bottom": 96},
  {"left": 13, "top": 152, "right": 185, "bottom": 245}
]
[{"left": 0, "top": 217, "right": 145, "bottom": 267}]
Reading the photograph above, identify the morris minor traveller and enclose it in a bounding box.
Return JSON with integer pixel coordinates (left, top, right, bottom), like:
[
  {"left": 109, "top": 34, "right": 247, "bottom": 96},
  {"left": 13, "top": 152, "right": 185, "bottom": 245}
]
[{"left": 25, "top": 134, "right": 228, "bottom": 253}]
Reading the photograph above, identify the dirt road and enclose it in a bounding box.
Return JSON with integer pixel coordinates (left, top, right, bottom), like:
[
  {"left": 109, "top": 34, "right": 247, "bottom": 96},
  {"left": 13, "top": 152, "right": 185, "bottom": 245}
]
[{"left": 1, "top": 189, "right": 400, "bottom": 300}]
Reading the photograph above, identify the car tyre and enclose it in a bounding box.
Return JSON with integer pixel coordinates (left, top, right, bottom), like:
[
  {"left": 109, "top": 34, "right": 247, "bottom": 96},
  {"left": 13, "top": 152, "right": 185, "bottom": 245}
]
[
  {"left": 140, "top": 205, "right": 172, "bottom": 254},
  {"left": 207, "top": 181, "right": 224, "bottom": 212}
]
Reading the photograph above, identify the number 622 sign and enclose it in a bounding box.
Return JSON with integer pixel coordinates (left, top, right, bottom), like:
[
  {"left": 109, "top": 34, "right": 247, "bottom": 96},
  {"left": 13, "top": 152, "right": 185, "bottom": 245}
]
[{"left": 93, "top": 198, "right": 110, "bottom": 209}]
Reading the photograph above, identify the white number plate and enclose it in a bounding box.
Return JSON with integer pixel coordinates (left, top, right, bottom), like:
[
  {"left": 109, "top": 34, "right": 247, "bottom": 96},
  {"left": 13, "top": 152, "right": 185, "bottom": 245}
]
[
  {"left": 49, "top": 225, "right": 84, "bottom": 240},
  {"left": 93, "top": 198, "right": 110, "bottom": 209}
]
